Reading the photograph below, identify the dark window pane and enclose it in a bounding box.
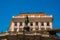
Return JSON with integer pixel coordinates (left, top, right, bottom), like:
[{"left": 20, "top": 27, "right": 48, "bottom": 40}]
[
  {"left": 36, "top": 22, "right": 38, "bottom": 26},
  {"left": 14, "top": 28, "right": 17, "bottom": 33},
  {"left": 47, "top": 22, "right": 50, "bottom": 26},
  {"left": 20, "top": 22, "right": 22, "bottom": 26},
  {"left": 41, "top": 22, "right": 44, "bottom": 26},
  {"left": 19, "top": 28, "right": 23, "bottom": 32},
  {"left": 41, "top": 28, "right": 45, "bottom": 30},
  {"left": 30, "top": 22, "right": 33, "bottom": 26},
  {"left": 14, "top": 22, "right": 17, "bottom": 26}
]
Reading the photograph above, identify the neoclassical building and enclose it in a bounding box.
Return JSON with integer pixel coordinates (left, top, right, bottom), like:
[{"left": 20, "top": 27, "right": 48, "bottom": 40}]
[
  {"left": 0, "top": 12, "right": 59, "bottom": 40},
  {"left": 8, "top": 12, "right": 53, "bottom": 32}
]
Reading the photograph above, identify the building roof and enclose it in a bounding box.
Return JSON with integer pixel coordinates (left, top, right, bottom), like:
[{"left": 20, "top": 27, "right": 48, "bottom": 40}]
[{"left": 18, "top": 12, "right": 47, "bottom": 16}]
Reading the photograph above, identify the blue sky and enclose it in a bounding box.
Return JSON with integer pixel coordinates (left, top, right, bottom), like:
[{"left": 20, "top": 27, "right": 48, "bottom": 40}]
[{"left": 0, "top": 0, "right": 60, "bottom": 33}]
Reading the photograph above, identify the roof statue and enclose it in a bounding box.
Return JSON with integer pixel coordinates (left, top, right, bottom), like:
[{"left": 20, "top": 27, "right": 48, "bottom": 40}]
[
  {"left": 24, "top": 15, "right": 29, "bottom": 26},
  {"left": 24, "top": 15, "right": 30, "bottom": 31}
]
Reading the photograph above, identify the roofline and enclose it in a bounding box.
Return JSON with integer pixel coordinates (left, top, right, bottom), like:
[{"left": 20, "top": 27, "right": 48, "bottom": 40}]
[{"left": 19, "top": 12, "right": 45, "bottom": 14}]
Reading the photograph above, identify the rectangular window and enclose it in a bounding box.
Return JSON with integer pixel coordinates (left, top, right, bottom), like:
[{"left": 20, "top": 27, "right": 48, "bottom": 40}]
[
  {"left": 14, "top": 28, "right": 17, "bottom": 33},
  {"left": 19, "top": 28, "right": 23, "bottom": 32},
  {"left": 35, "top": 27, "right": 39, "bottom": 30},
  {"left": 46, "top": 28, "right": 51, "bottom": 30},
  {"left": 41, "top": 28, "right": 45, "bottom": 30},
  {"left": 41, "top": 22, "right": 44, "bottom": 26},
  {"left": 20, "top": 22, "right": 22, "bottom": 26},
  {"left": 36, "top": 22, "right": 38, "bottom": 26},
  {"left": 47, "top": 22, "right": 50, "bottom": 26},
  {"left": 30, "top": 22, "right": 33, "bottom": 26},
  {"left": 14, "top": 22, "right": 17, "bottom": 26}
]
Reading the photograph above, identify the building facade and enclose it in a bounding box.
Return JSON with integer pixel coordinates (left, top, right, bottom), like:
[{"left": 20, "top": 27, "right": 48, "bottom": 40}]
[
  {"left": 0, "top": 12, "right": 59, "bottom": 40},
  {"left": 8, "top": 13, "right": 53, "bottom": 32}
]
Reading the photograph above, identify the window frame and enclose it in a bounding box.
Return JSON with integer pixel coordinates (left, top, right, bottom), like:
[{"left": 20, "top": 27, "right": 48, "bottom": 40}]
[
  {"left": 41, "top": 22, "right": 44, "bottom": 26},
  {"left": 30, "top": 22, "right": 33, "bottom": 26},
  {"left": 14, "top": 28, "right": 17, "bottom": 33},
  {"left": 14, "top": 22, "right": 17, "bottom": 26},
  {"left": 47, "top": 22, "right": 50, "bottom": 26},
  {"left": 36, "top": 22, "right": 38, "bottom": 26},
  {"left": 19, "top": 22, "right": 23, "bottom": 26}
]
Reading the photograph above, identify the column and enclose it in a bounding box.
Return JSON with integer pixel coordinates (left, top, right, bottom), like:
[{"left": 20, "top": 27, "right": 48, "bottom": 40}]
[
  {"left": 17, "top": 22, "right": 19, "bottom": 32},
  {"left": 11, "top": 22, "right": 14, "bottom": 32},
  {"left": 22, "top": 22, "right": 25, "bottom": 30},
  {"left": 33, "top": 22, "right": 35, "bottom": 31},
  {"left": 50, "top": 22, "right": 52, "bottom": 29},
  {"left": 44, "top": 22, "right": 46, "bottom": 30},
  {"left": 39, "top": 22, "right": 41, "bottom": 30},
  {"left": 28, "top": 23, "right": 30, "bottom": 27}
]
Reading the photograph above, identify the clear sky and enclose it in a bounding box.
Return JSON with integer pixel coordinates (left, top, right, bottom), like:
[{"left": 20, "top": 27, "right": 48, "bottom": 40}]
[{"left": 0, "top": 0, "right": 60, "bottom": 33}]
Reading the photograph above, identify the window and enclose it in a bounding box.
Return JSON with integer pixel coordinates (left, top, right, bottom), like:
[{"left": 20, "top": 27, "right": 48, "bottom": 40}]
[
  {"left": 30, "top": 22, "right": 33, "bottom": 26},
  {"left": 14, "top": 22, "right": 17, "bottom": 26},
  {"left": 36, "top": 22, "right": 38, "bottom": 26},
  {"left": 41, "top": 28, "right": 45, "bottom": 30},
  {"left": 14, "top": 28, "right": 17, "bottom": 33},
  {"left": 47, "top": 22, "right": 50, "bottom": 26},
  {"left": 46, "top": 28, "right": 51, "bottom": 30},
  {"left": 19, "top": 28, "right": 23, "bottom": 32},
  {"left": 35, "top": 27, "right": 39, "bottom": 30},
  {"left": 20, "top": 22, "right": 22, "bottom": 26},
  {"left": 41, "top": 22, "right": 44, "bottom": 26}
]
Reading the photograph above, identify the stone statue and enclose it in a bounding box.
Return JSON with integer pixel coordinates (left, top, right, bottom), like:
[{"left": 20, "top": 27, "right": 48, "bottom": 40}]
[
  {"left": 24, "top": 15, "right": 30, "bottom": 31},
  {"left": 25, "top": 15, "right": 29, "bottom": 26}
]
